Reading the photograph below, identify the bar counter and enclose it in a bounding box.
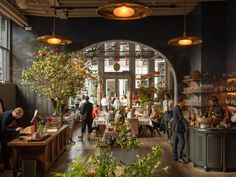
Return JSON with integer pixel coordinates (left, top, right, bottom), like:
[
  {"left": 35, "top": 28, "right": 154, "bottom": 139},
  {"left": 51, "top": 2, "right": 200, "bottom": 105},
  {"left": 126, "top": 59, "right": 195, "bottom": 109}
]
[{"left": 189, "top": 126, "right": 236, "bottom": 172}]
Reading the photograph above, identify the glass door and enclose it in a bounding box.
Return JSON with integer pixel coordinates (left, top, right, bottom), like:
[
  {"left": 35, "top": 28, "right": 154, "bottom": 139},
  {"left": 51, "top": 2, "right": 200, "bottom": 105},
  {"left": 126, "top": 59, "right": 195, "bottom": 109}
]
[
  {"left": 105, "top": 78, "right": 129, "bottom": 99},
  {"left": 118, "top": 79, "right": 128, "bottom": 100},
  {"left": 106, "top": 79, "right": 116, "bottom": 97}
]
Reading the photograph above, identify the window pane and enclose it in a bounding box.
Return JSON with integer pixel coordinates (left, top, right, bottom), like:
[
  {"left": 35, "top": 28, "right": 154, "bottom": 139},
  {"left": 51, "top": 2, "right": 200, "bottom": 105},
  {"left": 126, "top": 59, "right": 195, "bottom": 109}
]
[
  {"left": 135, "top": 58, "right": 148, "bottom": 75},
  {"left": 0, "top": 48, "right": 2, "bottom": 80},
  {"left": 0, "top": 16, "right": 8, "bottom": 48},
  {"left": 0, "top": 48, "right": 9, "bottom": 81},
  {"left": 104, "top": 58, "right": 129, "bottom": 72},
  {"left": 155, "top": 59, "right": 165, "bottom": 75}
]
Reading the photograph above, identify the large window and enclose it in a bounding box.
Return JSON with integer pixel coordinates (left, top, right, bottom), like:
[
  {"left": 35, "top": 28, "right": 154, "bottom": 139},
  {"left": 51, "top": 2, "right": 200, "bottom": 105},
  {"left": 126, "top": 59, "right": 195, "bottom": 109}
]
[
  {"left": 0, "top": 15, "right": 10, "bottom": 81},
  {"left": 154, "top": 58, "right": 165, "bottom": 88},
  {"left": 104, "top": 57, "right": 129, "bottom": 72},
  {"left": 135, "top": 58, "right": 148, "bottom": 88}
]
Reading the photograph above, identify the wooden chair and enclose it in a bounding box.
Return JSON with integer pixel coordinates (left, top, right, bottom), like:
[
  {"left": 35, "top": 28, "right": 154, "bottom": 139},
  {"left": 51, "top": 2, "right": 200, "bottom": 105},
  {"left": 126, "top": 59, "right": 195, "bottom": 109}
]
[{"left": 126, "top": 119, "right": 139, "bottom": 137}]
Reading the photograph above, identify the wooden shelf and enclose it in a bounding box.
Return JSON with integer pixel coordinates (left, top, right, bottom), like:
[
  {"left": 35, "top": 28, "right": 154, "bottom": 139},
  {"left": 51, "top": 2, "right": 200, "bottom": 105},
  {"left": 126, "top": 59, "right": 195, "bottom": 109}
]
[
  {"left": 183, "top": 91, "right": 236, "bottom": 94},
  {"left": 225, "top": 91, "right": 236, "bottom": 93},
  {"left": 183, "top": 78, "right": 217, "bottom": 83},
  {"left": 225, "top": 104, "right": 236, "bottom": 107},
  {"left": 186, "top": 104, "right": 208, "bottom": 107}
]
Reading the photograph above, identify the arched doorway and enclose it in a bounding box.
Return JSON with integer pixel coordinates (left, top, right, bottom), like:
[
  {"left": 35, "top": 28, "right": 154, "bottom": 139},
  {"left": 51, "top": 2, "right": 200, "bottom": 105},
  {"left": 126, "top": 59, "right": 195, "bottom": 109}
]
[{"left": 79, "top": 40, "right": 177, "bottom": 105}]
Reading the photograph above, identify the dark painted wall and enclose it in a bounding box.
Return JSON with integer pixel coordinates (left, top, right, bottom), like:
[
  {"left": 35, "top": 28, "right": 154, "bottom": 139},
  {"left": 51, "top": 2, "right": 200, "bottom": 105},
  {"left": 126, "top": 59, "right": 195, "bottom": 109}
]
[
  {"left": 12, "top": 15, "right": 192, "bottom": 118},
  {"left": 188, "top": 4, "right": 202, "bottom": 72},
  {"left": 188, "top": 2, "right": 226, "bottom": 75},
  {"left": 226, "top": 0, "right": 236, "bottom": 74},
  {"left": 201, "top": 2, "right": 226, "bottom": 74},
  {"left": 12, "top": 1, "right": 235, "bottom": 118}
]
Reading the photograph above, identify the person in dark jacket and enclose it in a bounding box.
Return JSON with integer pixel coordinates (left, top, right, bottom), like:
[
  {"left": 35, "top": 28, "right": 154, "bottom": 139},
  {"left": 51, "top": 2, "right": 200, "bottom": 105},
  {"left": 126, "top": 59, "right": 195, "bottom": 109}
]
[
  {"left": 204, "top": 96, "right": 224, "bottom": 127},
  {"left": 79, "top": 96, "right": 93, "bottom": 141},
  {"left": 0, "top": 107, "right": 24, "bottom": 170},
  {"left": 172, "top": 97, "right": 188, "bottom": 163}
]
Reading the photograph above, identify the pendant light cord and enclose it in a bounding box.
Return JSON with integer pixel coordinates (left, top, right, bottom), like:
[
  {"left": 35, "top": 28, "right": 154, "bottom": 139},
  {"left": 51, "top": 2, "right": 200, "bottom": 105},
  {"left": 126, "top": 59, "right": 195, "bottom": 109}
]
[
  {"left": 183, "top": 0, "right": 187, "bottom": 36},
  {"left": 52, "top": 0, "right": 56, "bottom": 35}
]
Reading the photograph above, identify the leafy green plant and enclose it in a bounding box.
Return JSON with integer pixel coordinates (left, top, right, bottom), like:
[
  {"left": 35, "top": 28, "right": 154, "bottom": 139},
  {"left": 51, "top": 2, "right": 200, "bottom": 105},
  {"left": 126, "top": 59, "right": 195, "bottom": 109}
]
[
  {"left": 90, "top": 148, "right": 116, "bottom": 177},
  {"left": 21, "top": 47, "right": 95, "bottom": 116},
  {"left": 121, "top": 145, "right": 169, "bottom": 177},
  {"left": 115, "top": 123, "right": 141, "bottom": 151},
  {"left": 52, "top": 156, "right": 90, "bottom": 177},
  {"left": 52, "top": 126, "right": 168, "bottom": 177},
  {"left": 155, "top": 86, "right": 165, "bottom": 104},
  {"left": 53, "top": 142, "right": 116, "bottom": 177}
]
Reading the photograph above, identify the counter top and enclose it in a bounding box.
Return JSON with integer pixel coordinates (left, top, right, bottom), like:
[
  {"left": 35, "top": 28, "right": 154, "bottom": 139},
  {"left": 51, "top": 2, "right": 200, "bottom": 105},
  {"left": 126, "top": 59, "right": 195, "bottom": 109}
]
[{"left": 190, "top": 126, "right": 236, "bottom": 132}]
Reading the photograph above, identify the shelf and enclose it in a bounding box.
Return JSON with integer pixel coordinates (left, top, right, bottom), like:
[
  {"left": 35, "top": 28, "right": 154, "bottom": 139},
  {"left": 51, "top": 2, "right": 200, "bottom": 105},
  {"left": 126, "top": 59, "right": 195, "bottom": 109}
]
[
  {"left": 225, "top": 104, "right": 236, "bottom": 107},
  {"left": 183, "top": 78, "right": 217, "bottom": 83},
  {"left": 186, "top": 105, "right": 208, "bottom": 107},
  {"left": 183, "top": 91, "right": 224, "bottom": 94},
  {"left": 225, "top": 91, "right": 236, "bottom": 93},
  {"left": 183, "top": 91, "right": 236, "bottom": 94}
]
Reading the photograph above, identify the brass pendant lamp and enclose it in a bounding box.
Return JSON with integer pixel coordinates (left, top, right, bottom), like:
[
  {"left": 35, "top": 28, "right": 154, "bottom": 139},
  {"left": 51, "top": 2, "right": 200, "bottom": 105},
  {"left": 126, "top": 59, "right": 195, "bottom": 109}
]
[
  {"left": 97, "top": 0, "right": 151, "bottom": 20},
  {"left": 168, "top": 0, "right": 202, "bottom": 46},
  {"left": 36, "top": 0, "right": 72, "bottom": 45}
]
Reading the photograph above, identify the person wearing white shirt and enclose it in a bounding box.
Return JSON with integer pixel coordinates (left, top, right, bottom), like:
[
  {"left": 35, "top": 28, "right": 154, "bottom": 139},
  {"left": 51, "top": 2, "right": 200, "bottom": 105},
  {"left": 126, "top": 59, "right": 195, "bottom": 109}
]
[
  {"left": 113, "top": 96, "right": 121, "bottom": 110},
  {"left": 79, "top": 95, "right": 86, "bottom": 120},
  {"left": 101, "top": 95, "right": 108, "bottom": 112},
  {"left": 162, "top": 94, "right": 174, "bottom": 139},
  {"left": 121, "top": 95, "right": 128, "bottom": 107}
]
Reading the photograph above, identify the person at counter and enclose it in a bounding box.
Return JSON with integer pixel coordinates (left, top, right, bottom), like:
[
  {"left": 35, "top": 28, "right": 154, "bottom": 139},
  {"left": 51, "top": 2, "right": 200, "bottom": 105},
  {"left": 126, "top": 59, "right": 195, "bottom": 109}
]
[
  {"left": 163, "top": 94, "right": 174, "bottom": 139},
  {"left": 0, "top": 107, "right": 24, "bottom": 170},
  {"left": 204, "top": 96, "right": 224, "bottom": 127},
  {"left": 172, "top": 97, "right": 188, "bottom": 163}
]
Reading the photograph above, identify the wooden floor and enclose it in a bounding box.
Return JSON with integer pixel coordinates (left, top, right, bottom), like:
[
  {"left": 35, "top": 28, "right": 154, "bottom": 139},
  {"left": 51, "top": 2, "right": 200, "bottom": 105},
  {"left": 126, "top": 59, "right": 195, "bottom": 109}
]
[{"left": 1, "top": 123, "right": 236, "bottom": 177}]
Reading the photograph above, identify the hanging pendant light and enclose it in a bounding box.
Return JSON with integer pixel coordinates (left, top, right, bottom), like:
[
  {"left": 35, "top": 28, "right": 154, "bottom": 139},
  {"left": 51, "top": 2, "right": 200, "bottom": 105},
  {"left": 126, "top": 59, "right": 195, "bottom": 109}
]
[
  {"left": 168, "top": 0, "right": 202, "bottom": 46},
  {"left": 97, "top": 0, "right": 151, "bottom": 20},
  {"left": 36, "top": 0, "right": 72, "bottom": 45}
]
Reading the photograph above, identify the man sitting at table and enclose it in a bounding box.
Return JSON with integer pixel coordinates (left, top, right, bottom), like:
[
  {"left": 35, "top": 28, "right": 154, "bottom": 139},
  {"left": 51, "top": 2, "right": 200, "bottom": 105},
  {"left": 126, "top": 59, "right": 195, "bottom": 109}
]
[{"left": 0, "top": 107, "right": 24, "bottom": 170}]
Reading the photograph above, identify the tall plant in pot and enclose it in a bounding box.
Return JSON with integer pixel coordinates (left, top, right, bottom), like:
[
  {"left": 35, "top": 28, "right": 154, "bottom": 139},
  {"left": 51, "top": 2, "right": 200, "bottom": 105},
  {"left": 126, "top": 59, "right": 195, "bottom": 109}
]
[{"left": 21, "top": 46, "right": 95, "bottom": 116}]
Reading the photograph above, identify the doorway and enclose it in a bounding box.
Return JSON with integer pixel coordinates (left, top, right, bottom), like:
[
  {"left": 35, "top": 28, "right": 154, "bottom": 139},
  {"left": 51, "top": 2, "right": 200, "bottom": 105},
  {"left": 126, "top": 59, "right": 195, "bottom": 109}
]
[{"left": 105, "top": 78, "right": 129, "bottom": 100}]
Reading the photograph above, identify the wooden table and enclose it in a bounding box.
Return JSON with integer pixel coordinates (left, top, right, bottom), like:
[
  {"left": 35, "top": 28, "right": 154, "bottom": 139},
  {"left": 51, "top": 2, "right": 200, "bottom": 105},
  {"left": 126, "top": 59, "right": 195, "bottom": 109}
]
[{"left": 8, "top": 125, "right": 68, "bottom": 177}]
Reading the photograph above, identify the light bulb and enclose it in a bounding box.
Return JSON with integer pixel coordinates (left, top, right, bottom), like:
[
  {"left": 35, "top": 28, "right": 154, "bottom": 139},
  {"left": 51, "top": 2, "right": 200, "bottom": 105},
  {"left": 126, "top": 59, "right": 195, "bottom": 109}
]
[
  {"left": 113, "top": 6, "right": 135, "bottom": 18},
  {"left": 47, "top": 37, "right": 62, "bottom": 45},
  {"left": 178, "top": 38, "right": 192, "bottom": 46}
]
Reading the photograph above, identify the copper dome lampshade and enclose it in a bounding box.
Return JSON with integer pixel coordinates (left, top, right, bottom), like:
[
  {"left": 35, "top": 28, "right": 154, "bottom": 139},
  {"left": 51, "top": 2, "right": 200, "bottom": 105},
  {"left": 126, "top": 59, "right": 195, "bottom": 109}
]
[
  {"left": 168, "top": 0, "right": 202, "bottom": 46},
  {"left": 36, "top": 0, "right": 72, "bottom": 45},
  {"left": 97, "top": 0, "right": 151, "bottom": 20}
]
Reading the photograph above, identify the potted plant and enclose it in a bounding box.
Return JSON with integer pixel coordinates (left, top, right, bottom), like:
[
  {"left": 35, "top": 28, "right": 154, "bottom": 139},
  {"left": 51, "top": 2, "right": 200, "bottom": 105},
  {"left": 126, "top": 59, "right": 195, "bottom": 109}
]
[
  {"left": 21, "top": 46, "right": 95, "bottom": 116},
  {"left": 52, "top": 143, "right": 168, "bottom": 177}
]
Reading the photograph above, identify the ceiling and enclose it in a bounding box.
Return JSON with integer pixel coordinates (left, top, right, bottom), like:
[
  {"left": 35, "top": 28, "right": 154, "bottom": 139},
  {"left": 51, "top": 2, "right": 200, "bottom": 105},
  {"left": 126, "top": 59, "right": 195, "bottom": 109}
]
[{"left": 9, "top": 0, "right": 225, "bottom": 19}]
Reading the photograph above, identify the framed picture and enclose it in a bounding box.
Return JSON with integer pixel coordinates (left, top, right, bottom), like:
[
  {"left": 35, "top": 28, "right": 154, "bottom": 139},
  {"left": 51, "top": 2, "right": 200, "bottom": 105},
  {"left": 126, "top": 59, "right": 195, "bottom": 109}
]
[{"left": 0, "top": 99, "right": 4, "bottom": 113}]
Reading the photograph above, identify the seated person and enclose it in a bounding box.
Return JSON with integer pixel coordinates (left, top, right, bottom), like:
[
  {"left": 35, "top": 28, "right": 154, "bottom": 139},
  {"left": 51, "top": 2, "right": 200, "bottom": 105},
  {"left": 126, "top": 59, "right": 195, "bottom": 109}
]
[
  {"left": 108, "top": 107, "right": 115, "bottom": 122},
  {"left": 92, "top": 105, "right": 100, "bottom": 120},
  {"left": 204, "top": 96, "right": 224, "bottom": 127},
  {"left": 114, "top": 108, "right": 126, "bottom": 124},
  {"left": 123, "top": 106, "right": 131, "bottom": 118},
  {"left": 127, "top": 108, "right": 136, "bottom": 119},
  {"left": 0, "top": 107, "right": 24, "bottom": 170},
  {"left": 146, "top": 105, "right": 160, "bottom": 136}
]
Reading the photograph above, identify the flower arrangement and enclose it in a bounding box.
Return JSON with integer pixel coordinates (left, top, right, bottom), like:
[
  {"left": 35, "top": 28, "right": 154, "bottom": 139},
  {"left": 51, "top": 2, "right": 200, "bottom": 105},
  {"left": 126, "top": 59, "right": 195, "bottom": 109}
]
[{"left": 21, "top": 47, "right": 95, "bottom": 116}]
